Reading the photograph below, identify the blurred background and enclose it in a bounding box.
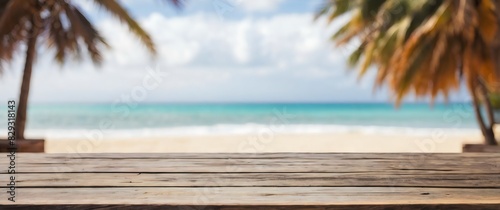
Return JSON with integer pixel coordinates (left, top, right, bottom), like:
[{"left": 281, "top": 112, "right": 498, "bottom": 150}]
[{"left": 0, "top": 0, "right": 490, "bottom": 153}]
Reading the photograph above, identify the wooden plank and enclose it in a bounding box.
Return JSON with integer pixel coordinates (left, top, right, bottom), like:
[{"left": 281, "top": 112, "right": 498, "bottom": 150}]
[
  {"left": 1, "top": 153, "right": 498, "bottom": 208},
  {"left": 5, "top": 158, "right": 499, "bottom": 174},
  {"left": 0, "top": 140, "right": 44, "bottom": 153},
  {"left": 2, "top": 153, "right": 499, "bottom": 174},
  {"left": 1, "top": 187, "right": 499, "bottom": 206},
  {"left": 3, "top": 204, "right": 500, "bottom": 210},
  {"left": 1, "top": 172, "right": 499, "bottom": 188},
  {"left": 463, "top": 144, "right": 500, "bottom": 153}
]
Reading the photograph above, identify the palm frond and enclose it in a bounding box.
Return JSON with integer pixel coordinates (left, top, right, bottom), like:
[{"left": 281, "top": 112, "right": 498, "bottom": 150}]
[
  {"left": 317, "top": 0, "right": 500, "bottom": 103},
  {"left": 316, "top": 0, "right": 355, "bottom": 22},
  {"left": 93, "top": 0, "right": 156, "bottom": 55},
  {"left": 360, "top": 0, "right": 386, "bottom": 21},
  {"left": 61, "top": 2, "right": 107, "bottom": 63},
  {"left": 404, "top": 0, "right": 443, "bottom": 41}
]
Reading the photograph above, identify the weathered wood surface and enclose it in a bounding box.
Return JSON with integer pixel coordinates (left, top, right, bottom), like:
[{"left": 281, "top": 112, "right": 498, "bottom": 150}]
[
  {"left": 0, "top": 153, "right": 499, "bottom": 209},
  {"left": 6, "top": 153, "right": 500, "bottom": 173},
  {"left": 3, "top": 173, "right": 499, "bottom": 187},
  {"left": 4, "top": 187, "right": 500, "bottom": 205}
]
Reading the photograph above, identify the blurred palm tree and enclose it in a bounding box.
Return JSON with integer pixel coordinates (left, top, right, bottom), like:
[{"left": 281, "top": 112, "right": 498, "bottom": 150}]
[
  {"left": 0, "top": 0, "right": 181, "bottom": 140},
  {"left": 317, "top": 0, "right": 500, "bottom": 145}
]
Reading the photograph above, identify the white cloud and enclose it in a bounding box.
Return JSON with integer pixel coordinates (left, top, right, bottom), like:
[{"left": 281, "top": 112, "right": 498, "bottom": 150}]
[
  {"left": 135, "top": 13, "right": 342, "bottom": 72},
  {"left": 234, "top": 0, "right": 284, "bottom": 12},
  {"left": 0, "top": 11, "right": 397, "bottom": 103}
]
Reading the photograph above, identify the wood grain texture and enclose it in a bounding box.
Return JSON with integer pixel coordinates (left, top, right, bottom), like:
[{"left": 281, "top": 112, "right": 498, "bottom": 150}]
[
  {"left": 3, "top": 153, "right": 499, "bottom": 173},
  {"left": 1, "top": 187, "right": 500, "bottom": 205},
  {"left": 2, "top": 173, "right": 499, "bottom": 187},
  {"left": 3, "top": 205, "right": 500, "bottom": 210},
  {"left": 0, "top": 153, "right": 498, "bottom": 209}
]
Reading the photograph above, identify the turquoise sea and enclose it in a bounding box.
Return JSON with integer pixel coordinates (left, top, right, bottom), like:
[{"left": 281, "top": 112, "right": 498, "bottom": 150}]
[{"left": 0, "top": 103, "right": 480, "bottom": 138}]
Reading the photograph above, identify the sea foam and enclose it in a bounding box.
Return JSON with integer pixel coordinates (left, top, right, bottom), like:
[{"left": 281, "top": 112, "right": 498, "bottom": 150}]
[{"left": 0, "top": 124, "right": 479, "bottom": 140}]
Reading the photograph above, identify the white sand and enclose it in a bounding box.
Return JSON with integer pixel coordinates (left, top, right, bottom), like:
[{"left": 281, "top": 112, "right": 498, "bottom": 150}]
[{"left": 45, "top": 131, "right": 485, "bottom": 153}]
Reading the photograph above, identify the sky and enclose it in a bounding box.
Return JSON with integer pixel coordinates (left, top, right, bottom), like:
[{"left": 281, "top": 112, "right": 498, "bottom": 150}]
[{"left": 0, "top": 0, "right": 471, "bottom": 103}]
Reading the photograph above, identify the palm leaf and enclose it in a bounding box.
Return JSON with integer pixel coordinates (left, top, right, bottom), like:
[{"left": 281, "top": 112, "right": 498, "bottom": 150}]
[
  {"left": 360, "top": 0, "right": 386, "bottom": 21},
  {"left": 93, "top": 0, "right": 156, "bottom": 55},
  {"left": 61, "top": 2, "right": 108, "bottom": 63},
  {"left": 316, "top": 0, "right": 354, "bottom": 22},
  {"left": 404, "top": 0, "right": 443, "bottom": 41}
]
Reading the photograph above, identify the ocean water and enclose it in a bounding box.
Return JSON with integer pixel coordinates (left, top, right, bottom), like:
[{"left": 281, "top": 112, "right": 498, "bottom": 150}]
[{"left": 0, "top": 103, "right": 481, "bottom": 138}]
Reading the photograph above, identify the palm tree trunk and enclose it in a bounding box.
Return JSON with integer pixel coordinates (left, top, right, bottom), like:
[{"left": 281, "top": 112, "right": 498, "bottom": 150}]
[
  {"left": 478, "top": 80, "right": 496, "bottom": 126},
  {"left": 471, "top": 81, "right": 498, "bottom": 145},
  {"left": 14, "top": 25, "right": 38, "bottom": 140}
]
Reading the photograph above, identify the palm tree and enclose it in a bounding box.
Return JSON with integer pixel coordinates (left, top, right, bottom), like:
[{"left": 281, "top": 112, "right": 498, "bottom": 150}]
[
  {"left": 317, "top": 0, "right": 500, "bottom": 145},
  {"left": 0, "top": 0, "right": 180, "bottom": 140}
]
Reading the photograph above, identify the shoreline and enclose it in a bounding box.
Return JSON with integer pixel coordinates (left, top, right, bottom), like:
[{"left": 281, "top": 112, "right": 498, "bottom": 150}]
[
  {"left": 0, "top": 124, "right": 481, "bottom": 139},
  {"left": 43, "top": 131, "right": 484, "bottom": 153}
]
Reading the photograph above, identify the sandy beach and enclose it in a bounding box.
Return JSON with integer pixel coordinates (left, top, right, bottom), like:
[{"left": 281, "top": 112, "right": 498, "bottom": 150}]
[{"left": 44, "top": 131, "right": 484, "bottom": 153}]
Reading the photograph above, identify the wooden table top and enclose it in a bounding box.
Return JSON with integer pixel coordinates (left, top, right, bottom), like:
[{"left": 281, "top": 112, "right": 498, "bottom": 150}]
[{"left": 1, "top": 153, "right": 499, "bottom": 209}]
